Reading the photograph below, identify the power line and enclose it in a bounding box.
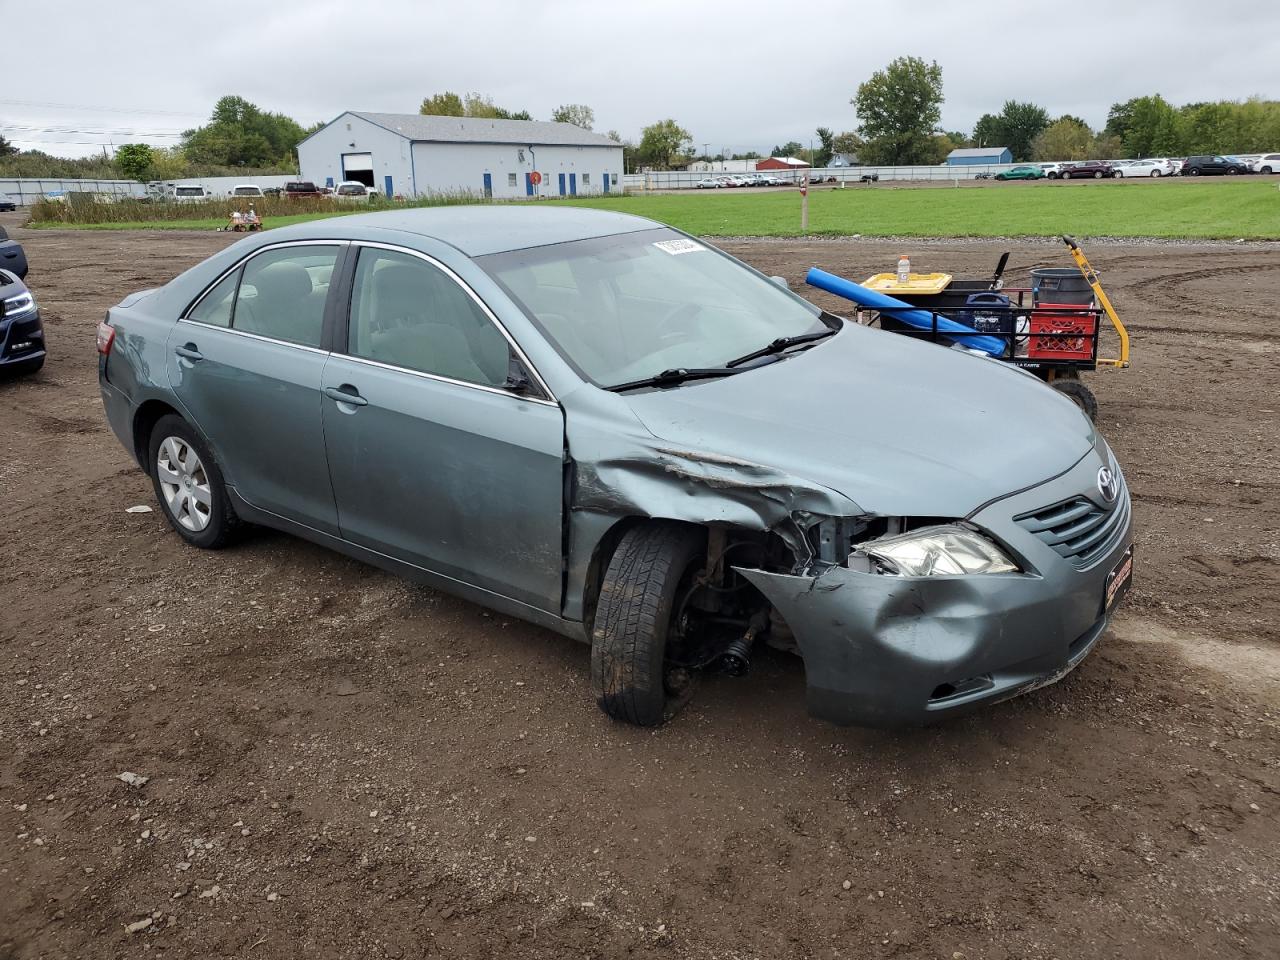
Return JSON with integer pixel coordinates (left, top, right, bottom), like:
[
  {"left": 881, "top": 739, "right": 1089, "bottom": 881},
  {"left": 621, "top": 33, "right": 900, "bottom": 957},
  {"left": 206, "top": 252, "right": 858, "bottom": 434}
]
[{"left": 0, "top": 97, "right": 200, "bottom": 118}]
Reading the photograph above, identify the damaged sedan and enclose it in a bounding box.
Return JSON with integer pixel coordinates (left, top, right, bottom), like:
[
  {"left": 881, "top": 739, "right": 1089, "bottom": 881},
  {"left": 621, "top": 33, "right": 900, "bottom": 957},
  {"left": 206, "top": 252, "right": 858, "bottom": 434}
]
[{"left": 97, "top": 207, "right": 1133, "bottom": 727}]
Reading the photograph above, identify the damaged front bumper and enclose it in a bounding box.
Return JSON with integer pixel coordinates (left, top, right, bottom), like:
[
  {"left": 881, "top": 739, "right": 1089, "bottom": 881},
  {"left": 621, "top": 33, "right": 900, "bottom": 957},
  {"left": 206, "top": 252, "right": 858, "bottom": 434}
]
[{"left": 739, "top": 452, "right": 1133, "bottom": 728}]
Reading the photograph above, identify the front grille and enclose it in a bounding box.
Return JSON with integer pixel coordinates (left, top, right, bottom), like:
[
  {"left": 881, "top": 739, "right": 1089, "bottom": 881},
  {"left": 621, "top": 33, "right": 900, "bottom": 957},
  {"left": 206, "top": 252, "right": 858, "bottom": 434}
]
[{"left": 1015, "top": 472, "right": 1129, "bottom": 568}]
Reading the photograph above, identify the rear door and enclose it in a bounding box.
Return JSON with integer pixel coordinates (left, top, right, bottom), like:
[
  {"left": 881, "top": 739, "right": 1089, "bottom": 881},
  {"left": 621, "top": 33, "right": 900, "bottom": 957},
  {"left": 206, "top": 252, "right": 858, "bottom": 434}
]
[
  {"left": 320, "top": 243, "right": 565, "bottom": 612},
  {"left": 168, "top": 242, "right": 345, "bottom": 533}
]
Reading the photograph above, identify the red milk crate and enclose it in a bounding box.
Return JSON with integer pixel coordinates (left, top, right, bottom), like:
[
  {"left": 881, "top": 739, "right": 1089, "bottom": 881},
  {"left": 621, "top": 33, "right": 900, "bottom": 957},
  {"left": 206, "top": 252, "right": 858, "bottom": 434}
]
[{"left": 1028, "top": 303, "right": 1097, "bottom": 361}]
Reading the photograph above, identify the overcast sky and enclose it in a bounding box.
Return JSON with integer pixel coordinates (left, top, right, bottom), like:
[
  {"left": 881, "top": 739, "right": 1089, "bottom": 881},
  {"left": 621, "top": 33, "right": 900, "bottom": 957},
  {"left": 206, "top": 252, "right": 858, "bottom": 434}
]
[{"left": 5, "top": 0, "right": 1278, "bottom": 159}]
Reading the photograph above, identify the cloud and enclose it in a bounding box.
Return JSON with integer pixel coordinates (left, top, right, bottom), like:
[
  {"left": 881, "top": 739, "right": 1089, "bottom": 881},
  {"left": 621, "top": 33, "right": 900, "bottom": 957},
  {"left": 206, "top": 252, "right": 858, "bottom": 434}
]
[{"left": 5, "top": 0, "right": 1278, "bottom": 157}]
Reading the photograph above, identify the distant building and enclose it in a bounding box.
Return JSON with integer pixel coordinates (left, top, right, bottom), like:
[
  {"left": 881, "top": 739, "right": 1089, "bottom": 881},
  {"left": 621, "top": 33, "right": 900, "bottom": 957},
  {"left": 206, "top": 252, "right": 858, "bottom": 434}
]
[
  {"left": 946, "top": 146, "right": 1013, "bottom": 166},
  {"left": 690, "top": 159, "right": 758, "bottom": 173},
  {"left": 297, "top": 111, "right": 623, "bottom": 199},
  {"left": 756, "top": 156, "right": 811, "bottom": 171},
  {"left": 829, "top": 153, "right": 860, "bottom": 168}
]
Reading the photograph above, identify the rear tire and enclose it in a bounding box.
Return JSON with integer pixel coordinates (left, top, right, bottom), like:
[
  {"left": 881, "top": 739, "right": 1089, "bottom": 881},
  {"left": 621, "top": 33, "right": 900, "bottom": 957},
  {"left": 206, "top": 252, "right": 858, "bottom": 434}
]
[
  {"left": 1094, "top": 171, "right": 1104, "bottom": 179},
  {"left": 148, "top": 414, "right": 241, "bottom": 549},
  {"left": 1151, "top": 170, "right": 1161, "bottom": 177},
  {"left": 591, "top": 523, "right": 706, "bottom": 726},
  {"left": 1262, "top": 166, "right": 1273, "bottom": 175},
  {"left": 1050, "top": 378, "right": 1098, "bottom": 422}
]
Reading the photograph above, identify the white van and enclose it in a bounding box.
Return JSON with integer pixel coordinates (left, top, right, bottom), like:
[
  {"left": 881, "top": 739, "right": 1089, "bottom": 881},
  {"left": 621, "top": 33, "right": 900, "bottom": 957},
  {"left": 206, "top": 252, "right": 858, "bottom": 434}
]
[{"left": 231, "top": 184, "right": 264, "bottom": 198}]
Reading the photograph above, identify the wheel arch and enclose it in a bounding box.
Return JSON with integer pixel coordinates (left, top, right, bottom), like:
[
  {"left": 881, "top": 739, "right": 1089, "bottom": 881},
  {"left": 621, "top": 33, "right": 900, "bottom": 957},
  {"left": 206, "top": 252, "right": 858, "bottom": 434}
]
[{"left": 131, "top": 399, "right": 183, "bottom": 466}]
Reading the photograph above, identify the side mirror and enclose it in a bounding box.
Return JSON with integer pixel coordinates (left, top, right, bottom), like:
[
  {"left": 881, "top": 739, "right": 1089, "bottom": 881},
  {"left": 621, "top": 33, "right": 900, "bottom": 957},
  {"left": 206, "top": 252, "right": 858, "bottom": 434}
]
[{"left": 770, "top": 275, "right": 790, "bottom": 290}]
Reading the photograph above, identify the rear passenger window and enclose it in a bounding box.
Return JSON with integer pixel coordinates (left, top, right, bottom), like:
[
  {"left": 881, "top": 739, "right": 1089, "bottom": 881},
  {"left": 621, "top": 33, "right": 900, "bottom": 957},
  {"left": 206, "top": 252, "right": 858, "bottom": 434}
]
[
  {"left": 232, "top": 245, "right": 340, "bottom": 347},
  {"left": 347, "top": 248, "right": 509, "bottom": 387},
  {"left": 188, "top": 270, "right": 238, "bottom": 328}
]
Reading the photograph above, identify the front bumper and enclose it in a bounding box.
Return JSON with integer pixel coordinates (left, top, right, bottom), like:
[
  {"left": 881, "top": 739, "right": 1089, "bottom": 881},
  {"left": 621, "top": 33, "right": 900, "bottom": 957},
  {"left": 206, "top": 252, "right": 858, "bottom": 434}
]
[
  {"left": 0, "top": 307, "right": 45, "bottom": 368},
  {"left": 740, "top": 448, "right": 1133, "bottom": 727}
]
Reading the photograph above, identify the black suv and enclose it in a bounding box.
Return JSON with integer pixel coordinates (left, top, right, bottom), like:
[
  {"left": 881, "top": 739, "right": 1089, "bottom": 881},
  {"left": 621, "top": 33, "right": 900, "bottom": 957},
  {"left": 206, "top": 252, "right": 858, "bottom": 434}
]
[{"left": 1181, "top": 155, "right": 1250, "bottom": 176}]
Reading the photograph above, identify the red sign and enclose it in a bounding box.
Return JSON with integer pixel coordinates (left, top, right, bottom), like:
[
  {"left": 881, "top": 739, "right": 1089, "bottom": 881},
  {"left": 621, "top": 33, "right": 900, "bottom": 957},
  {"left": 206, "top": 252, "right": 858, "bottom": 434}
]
[{"left": 530, "top": 171, "right": 542, "bottom": 186}]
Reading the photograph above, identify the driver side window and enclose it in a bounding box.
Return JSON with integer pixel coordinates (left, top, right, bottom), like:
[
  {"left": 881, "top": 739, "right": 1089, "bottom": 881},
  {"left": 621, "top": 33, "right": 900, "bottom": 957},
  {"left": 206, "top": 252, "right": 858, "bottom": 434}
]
[{"left": 348, "top": 248, "right": 510, "bottom": 388}]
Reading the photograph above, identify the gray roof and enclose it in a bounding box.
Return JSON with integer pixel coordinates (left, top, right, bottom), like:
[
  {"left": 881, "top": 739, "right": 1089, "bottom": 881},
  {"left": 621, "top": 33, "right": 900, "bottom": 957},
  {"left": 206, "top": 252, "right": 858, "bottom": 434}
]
[
  {"left": 271, "top": 205, "right": 660, "bottom": 257},
  {"left": 348, "top": 111, "right": 620, "bottom": 148},
  {"left": 947, "top": 146, "right": 1011, "bottom": 158}
]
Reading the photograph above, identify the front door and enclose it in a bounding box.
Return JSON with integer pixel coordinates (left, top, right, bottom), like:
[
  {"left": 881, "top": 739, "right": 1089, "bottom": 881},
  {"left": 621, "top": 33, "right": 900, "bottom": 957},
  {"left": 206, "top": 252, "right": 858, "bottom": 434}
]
[
  {"left": 558, "top": 172, "right": 566, "bottom": 196},
  {"left": 167, "top": 243, "right": 344, "bottom": 533},
  {"left": 569, "top": 173, "right": 577, "bottom": 196},
  {"left": 321, "top": 244, "right": 565, "bottom": 612},
  {"left": 482, "top": 172, "right": 493, "bottom": 198}
]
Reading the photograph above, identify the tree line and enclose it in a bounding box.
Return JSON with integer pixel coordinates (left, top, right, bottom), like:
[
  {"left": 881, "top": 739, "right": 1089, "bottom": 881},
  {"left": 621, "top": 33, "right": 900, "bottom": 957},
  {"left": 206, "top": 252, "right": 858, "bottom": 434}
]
[{"left": 839, "top": 58, "right": 1280, "bottom": 165}]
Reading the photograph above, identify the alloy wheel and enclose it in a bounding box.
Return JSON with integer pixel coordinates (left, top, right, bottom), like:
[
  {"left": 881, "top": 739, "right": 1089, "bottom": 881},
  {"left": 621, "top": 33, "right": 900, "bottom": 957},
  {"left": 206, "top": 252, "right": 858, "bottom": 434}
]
[{"left": 156, "top": 435, "right": 212, "bottom": 532}]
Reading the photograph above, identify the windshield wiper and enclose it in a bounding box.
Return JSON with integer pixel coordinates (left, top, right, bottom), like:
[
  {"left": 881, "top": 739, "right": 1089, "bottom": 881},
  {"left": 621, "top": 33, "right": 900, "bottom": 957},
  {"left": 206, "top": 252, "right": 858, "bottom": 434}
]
[
  {"left": 605, "top": 366, "right": 743, "bottom": 393},
  {"left": 725, "top": 326, "right": 838, "bottom": 368}
]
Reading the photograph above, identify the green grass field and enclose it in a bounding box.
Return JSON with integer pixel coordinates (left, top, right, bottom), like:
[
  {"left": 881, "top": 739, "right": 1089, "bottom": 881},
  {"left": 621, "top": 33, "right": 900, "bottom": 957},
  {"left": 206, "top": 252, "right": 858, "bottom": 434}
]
[
  {"left": 558, "top": 180, "right": 1279, "bottom": 239},
  {"left": 27, "top": 179, "right": 1280, "bottom": 239}
]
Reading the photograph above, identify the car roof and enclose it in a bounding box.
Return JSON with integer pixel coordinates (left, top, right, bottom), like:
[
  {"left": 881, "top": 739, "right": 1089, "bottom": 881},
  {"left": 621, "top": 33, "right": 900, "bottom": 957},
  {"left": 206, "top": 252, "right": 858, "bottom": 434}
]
[{"left": 275, "top": 205, "right": 661, "bottom": 257}]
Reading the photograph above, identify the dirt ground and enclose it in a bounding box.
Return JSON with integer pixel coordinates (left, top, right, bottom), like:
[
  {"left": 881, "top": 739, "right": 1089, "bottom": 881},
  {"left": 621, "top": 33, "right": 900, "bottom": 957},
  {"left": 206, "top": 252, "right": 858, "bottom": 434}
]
[{"left": 1, "top": 213, "right": 1278, "bottom": 960}]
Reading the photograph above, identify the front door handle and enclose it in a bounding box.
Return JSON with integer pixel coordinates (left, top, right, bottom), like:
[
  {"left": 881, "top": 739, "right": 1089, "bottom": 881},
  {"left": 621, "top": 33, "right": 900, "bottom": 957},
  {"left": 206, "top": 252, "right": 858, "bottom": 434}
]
[
  {"left": 324, "top": 385, "right": 368, "bottom": 407},
  {"left": 175, "top": 343, "right": 204, "bottom": 362}
]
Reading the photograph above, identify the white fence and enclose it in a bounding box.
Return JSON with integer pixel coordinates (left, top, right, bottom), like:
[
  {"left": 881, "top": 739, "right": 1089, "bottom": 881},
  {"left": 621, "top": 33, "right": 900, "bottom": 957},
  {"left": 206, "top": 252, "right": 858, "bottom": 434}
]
[
  {"left": 0, "top": 178, "right": 147, "bottom": 206},
  {"left": 624, "top": 163, "right": 1025, "bottom": 190}
]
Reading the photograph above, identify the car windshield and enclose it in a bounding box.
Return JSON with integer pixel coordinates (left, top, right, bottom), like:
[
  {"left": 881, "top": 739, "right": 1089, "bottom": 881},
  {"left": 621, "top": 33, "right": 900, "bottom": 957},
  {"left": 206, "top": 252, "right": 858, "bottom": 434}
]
[
  {"left": 233, "top": 187, "right": 258, "bottom": 195},
  {"left": 175, "top": 187, "right": 204, "bottom": 196},
  {"left": 480, "top": 228, "right": 827, "bottom": 388}
]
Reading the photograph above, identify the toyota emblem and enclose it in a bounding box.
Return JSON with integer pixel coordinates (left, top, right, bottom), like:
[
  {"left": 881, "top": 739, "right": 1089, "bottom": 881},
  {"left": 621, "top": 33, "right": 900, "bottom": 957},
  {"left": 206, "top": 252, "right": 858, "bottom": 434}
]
[{"left": 1097, "top": 466, "right": 1119, "bottom": 503}]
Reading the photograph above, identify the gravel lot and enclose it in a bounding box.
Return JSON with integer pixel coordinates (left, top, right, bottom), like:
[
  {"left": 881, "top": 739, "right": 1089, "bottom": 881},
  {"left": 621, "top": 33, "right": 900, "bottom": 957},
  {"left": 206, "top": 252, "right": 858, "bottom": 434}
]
[{"left": 2, "top": 214, "right": 1278, "bottom": 960}]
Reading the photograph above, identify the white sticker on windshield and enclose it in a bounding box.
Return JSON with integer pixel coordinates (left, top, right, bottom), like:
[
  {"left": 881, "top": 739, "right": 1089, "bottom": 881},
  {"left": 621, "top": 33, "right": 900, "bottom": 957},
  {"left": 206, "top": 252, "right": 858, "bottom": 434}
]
[{"left": 653, "top": 238, "right": 705, "bottom": 256}]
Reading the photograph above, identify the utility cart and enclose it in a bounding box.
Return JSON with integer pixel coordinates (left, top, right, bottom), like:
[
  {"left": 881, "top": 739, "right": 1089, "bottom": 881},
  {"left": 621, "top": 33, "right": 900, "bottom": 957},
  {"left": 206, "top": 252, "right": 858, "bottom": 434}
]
[{"left": 807, "top": 236, "right": 1130, "bottom": 421}]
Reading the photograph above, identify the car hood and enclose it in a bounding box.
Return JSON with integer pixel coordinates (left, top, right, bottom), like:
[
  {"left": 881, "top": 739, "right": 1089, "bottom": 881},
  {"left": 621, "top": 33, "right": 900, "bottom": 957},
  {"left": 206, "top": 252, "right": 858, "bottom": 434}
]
[{"left": 620, "top": 322, "right": 1094, "bottom": 518}]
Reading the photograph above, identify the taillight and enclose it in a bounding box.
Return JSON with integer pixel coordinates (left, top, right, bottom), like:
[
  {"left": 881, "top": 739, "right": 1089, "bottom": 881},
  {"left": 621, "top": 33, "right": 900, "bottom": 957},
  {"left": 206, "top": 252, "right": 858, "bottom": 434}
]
[{"left": 96, "top": 319, "right": 116, "bottom": 356}]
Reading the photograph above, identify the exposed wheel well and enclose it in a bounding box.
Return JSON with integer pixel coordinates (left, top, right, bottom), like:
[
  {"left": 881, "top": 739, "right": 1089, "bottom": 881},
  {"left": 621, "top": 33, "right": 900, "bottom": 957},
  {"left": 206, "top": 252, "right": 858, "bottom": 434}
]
[
  {"left": 131, "top": 400, "right": 182, "bottom": 467},
  {"left": 579, "top": 516, "right": 799, "bottom": 641}
]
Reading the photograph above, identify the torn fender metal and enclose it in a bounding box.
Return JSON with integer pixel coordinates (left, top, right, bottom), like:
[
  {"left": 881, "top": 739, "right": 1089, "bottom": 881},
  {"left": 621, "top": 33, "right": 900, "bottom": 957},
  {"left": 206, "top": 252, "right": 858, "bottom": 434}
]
[
  {"left": 560, "top": 396, "right": 865, "bottom": 622},
  {"left": 736, "top": 562, "right": 1114, "bottom": 728}
]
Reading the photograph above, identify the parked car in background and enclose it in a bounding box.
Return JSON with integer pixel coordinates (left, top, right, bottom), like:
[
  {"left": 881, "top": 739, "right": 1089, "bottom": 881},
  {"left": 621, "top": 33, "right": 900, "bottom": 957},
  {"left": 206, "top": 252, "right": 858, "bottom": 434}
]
[
  {"left": 1251, "top": 154, "right": 1280, "bottom": 174},
  {"left": 1, "top": 267, "right": 45, "bottom": 375},
  {"left": 1181, "top": 155, "right": 1251, "bottom": 176},
  {"left": 695, "top": 177, "right": 721, "bottom": 189},
  {"left": 1168, "top": 158, "right": 1185, "bottom": 175},
  {"left": 994, "top": 165, "right": 1045, "bottom": 181},
  {"left": 172, "top": 185, "right": 211, "bottom": 202},
  {"left": 1060, "top": 161, "right": 1117, "bottom": 179},
  {"left": 333, "top": 181, "right": 375, "bottom": 200},
  {"left": 95, "top": 206, "right": 1131, "bottom": 729},
  {"left": 284, "top": 181, "right": 323, "bottom": 199},
  {"left": 1039, "top": 163, "right": 1063, "bottom": 179},
  {"left": 0, "top": 225, "right": 30, "bottom": 279},
  {"left": 1118, "top": 158, "right": 1174, "bottom": 178},
  {"left": 758, "top": 174, "right": 786, "bottom": 186},
  {"left": 262, "top": 187, "right": 284, "bottom": 197},
  {"left": 231, "top": 184, "right": 264, "bottom": 198},
  {"left": 0, "top": 193, "right": 16, "bottom": 212},
  {"left": 974, "top": 172, "right": 994, "bottom": 180}
]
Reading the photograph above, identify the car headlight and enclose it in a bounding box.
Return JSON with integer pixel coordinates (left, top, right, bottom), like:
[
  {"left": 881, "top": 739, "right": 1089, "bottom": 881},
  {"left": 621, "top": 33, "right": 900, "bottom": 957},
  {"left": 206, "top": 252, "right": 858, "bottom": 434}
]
[
  {"left": 855, "top": 524, "right": 1019, "bottom": 576},
  {"left": 2, "top": 291, "right": 36, "bottom": 319}
]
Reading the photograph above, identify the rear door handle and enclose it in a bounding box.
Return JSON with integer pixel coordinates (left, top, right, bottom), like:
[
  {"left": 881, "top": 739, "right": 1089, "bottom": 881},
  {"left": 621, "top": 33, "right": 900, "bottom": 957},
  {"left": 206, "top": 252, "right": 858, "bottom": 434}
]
[
  {"left": 175, "top": 343, "right": 204, "bottom": 362},
  {"left": 324, "top": 385, "right": 368, "bottom": 407}
]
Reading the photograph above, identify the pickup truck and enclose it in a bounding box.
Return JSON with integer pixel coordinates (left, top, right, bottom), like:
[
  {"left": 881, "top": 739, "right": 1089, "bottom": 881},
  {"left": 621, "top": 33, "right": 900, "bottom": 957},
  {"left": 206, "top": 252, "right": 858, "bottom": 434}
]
[{"left": 283, "top": 181, "right": 323, "bottom": 199}]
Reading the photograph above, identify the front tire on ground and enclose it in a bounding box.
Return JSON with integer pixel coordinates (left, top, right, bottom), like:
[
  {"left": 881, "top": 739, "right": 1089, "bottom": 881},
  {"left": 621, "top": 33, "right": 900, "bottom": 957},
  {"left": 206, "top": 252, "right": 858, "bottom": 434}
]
[
  {"left": 591, "top": 522, "right": 706, "bottom": 726},
  {"left": 148, "top": 414, "right": 240, "bottom": 549},
  {"left": 1050, "top": 378, "right": 1099, "bottom": 421}
]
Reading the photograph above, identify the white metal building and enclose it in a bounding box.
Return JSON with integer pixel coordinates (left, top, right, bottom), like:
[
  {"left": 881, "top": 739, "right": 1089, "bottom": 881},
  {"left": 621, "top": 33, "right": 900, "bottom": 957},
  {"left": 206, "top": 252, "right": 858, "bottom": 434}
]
[{"left": 296, "top": 112, "right": 623, "bottom": 200}]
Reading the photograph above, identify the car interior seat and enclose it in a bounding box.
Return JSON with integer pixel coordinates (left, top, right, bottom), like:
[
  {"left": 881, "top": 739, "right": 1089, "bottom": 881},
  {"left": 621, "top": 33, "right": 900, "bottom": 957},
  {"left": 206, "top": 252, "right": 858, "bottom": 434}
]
[{"left": 364, "top": 262, "right": 489, "bottom": 385}]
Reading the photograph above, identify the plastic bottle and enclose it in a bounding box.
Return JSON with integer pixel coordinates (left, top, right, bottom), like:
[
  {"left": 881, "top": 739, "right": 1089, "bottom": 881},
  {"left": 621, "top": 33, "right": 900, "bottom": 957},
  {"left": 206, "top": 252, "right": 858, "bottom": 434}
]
[{"left": 896, "top": 255, "right": 911, "bottom": 285}]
